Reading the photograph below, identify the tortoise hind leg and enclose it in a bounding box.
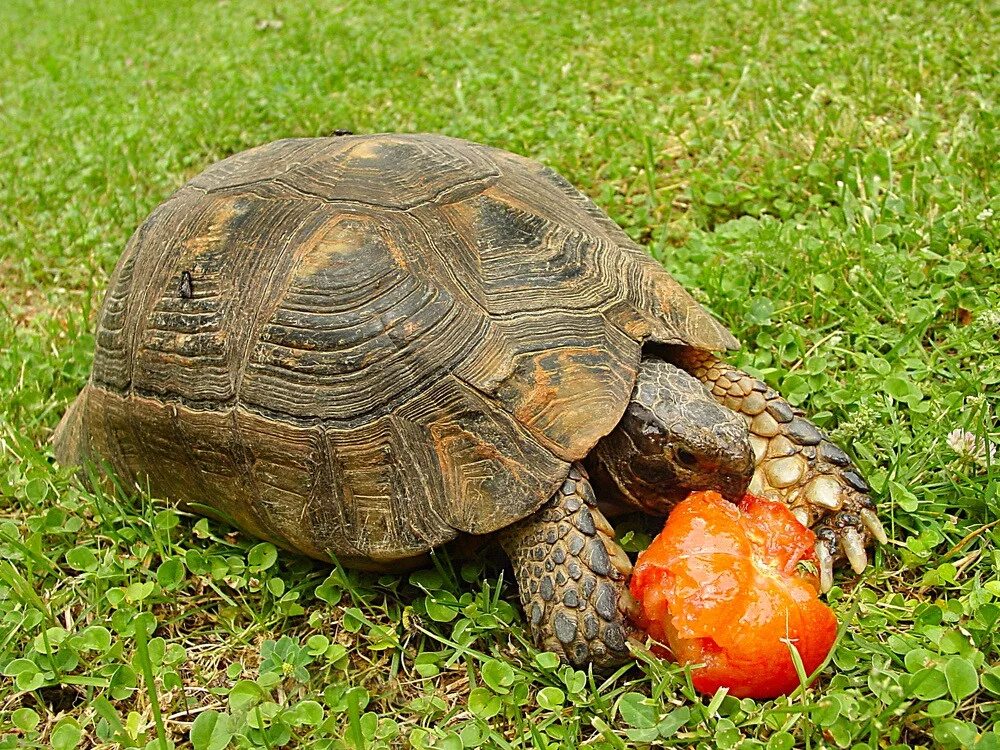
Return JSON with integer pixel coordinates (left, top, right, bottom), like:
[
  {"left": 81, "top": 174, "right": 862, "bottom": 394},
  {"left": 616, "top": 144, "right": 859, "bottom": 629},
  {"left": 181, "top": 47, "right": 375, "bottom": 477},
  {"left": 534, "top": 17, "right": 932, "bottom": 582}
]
[
  {"left": 499, "top": 463, "right": 637, "bottom": 672},
  {"left": 673, "top": 349, "right": 888, "bottom": 590}
]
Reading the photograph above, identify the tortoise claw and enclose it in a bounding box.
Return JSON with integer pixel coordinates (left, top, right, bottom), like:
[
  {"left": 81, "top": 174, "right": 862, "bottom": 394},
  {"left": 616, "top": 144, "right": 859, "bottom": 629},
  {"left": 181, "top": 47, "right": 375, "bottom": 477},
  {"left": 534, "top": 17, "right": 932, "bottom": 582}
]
[
  {"left": 815, "top": 540, "right": 835, "bottom": 593},
  {"left": 842, "top": 527, "right": 868, "bottom": 574},
  {"left": 860, "top": 508, "right": 888, "bottom": 545},
  {"left": 619, "top": 588, "right": 642, "bottom": 623},
  {"left": 813, "top": 507, "right": 874, "bottom": 586}
]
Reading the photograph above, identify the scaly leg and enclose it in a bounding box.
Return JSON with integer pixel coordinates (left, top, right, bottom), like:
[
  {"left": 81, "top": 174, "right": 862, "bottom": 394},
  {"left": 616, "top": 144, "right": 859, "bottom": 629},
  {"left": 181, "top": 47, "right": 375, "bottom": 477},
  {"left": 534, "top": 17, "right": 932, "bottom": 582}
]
[
  {"left": 499, "top": 463, "right": 637, "bottom": 671},
  {"left": 674, "top": 349, "right": 887, "bottom": 591}
]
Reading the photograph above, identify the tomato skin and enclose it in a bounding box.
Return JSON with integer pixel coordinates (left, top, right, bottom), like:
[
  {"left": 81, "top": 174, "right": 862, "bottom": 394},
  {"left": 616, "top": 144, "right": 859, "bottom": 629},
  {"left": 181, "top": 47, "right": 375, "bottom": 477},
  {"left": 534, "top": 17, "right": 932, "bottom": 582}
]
[{"left": 629, "top": 492, "right": 838, "bottom": 699}]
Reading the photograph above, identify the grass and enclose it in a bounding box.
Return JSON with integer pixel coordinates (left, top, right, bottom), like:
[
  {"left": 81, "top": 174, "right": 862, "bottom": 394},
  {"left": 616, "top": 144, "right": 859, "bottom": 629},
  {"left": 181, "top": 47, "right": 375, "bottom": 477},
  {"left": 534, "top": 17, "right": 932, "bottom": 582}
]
[{"left": 0, "top": 0, "right": 997, "bottom": 747}]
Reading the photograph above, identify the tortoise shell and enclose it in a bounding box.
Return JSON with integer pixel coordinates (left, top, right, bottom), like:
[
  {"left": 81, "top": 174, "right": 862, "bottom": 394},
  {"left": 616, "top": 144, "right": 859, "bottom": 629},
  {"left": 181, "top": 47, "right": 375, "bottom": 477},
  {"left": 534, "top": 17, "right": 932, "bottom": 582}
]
[{"left": 55, "top": 133, "right": 737, "bottom": 567}]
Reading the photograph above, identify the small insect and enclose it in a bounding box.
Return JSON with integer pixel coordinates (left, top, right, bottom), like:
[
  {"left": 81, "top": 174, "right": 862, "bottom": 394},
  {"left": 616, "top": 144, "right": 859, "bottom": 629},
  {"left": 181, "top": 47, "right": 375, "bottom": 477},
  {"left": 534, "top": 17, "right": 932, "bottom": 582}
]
[
  {"left": 332, "top": 129, "right": 354, "bottom": 136},
  {"left": 179, "top": 271, "right": 193, "bottom": 299}
]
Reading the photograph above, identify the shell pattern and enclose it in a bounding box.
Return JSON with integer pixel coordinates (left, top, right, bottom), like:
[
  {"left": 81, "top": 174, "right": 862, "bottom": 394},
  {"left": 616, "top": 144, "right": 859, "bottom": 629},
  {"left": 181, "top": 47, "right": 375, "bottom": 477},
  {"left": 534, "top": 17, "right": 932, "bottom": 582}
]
[{"left": 55, "top": 134, "right": 737, "bottom": 567}]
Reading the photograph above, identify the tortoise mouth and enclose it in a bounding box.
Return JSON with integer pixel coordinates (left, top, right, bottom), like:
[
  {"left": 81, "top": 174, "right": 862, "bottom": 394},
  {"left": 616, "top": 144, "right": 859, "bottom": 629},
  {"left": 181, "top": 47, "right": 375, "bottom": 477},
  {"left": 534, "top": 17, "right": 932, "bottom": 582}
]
[
  {"left": 710, "top": 470, "right": 753, "bottom": 504},
  {"left": 625, "top": 464, "right": 751, "bottom": 514},
  {"left": 615, "top": 474, "right": 695, "bottom": 516}
]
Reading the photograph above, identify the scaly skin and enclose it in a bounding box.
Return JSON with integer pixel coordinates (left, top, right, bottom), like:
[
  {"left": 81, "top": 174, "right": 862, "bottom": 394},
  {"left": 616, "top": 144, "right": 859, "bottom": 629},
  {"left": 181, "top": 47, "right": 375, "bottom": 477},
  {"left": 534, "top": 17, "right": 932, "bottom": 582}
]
[
  {"left": 671, "top": 349, "right": 887, "bottom": 590},
  {"left": 498, "top": 464, "right": 638, "bottom": 672}
]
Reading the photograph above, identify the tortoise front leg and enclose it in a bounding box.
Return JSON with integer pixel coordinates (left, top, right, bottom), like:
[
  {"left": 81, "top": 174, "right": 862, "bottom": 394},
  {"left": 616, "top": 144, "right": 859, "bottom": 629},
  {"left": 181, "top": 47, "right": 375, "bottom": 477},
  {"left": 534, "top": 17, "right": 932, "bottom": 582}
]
[
  {"left": 674, "top": 349, "right": 888, "bottom": 591},
  {"left": 499, "top": 463, "right": 637, "bottom": 672}
]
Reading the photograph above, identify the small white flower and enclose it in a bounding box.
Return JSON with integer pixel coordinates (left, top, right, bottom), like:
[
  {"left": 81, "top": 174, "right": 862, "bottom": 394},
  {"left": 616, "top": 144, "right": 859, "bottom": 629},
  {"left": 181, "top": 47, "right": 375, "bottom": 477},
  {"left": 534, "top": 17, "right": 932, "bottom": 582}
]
[
  {"left": 977, "top": 207, "right": 994, "bottom": 222},
  {"left": 947, "top": 429, "right": 977, "bottom": 455},
  {"left": 976, "top": 310, "right": 1000, "bottom": 332},
  {"left": 947, "top": 429, "right": 997, "bottom": 466}
]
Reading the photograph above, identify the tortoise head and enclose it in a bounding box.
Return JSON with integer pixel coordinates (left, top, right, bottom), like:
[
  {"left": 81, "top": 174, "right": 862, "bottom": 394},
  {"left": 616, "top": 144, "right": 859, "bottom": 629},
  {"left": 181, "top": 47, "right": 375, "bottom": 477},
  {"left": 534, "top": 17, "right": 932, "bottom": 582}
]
[{"left": 587, "top": 359, "right": 753, "bottom": 513}]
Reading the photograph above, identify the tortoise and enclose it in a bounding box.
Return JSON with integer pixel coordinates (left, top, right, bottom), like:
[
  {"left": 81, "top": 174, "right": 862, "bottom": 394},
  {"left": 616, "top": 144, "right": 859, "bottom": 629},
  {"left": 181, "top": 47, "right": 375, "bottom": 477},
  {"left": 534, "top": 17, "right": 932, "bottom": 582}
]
[{"left": 54, "top": 133, "right": 886, "bottom": 670}]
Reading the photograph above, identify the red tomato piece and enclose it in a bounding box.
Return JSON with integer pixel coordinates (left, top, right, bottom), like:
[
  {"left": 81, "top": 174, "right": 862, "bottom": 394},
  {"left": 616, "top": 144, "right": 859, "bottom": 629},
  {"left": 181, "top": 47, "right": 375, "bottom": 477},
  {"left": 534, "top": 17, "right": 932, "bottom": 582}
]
[{"left": 629, "top": 491, "right": 838, "bottom": 699}]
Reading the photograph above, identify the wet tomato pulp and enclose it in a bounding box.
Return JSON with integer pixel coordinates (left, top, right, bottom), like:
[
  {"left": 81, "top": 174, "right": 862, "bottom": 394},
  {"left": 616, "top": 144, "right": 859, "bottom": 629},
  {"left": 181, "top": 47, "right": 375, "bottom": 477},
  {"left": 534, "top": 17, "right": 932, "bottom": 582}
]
[{"left": 629, "top": 491, "right": 839, "bottom": 699}]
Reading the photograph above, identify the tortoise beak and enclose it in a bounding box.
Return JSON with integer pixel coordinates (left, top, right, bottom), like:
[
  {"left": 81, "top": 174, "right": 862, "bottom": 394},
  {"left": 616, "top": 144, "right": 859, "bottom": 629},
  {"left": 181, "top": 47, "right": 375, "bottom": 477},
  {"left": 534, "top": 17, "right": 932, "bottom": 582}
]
[{"left": 716, "top": 470, "right": 752, "bottom": 503}]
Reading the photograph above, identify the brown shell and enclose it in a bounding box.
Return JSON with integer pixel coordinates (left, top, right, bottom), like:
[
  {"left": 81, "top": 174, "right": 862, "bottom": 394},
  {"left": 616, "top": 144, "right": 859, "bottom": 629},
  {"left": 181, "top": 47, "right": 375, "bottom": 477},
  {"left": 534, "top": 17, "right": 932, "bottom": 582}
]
[{"left": 55, "top": 133, "right": 737, "bottom": 566}]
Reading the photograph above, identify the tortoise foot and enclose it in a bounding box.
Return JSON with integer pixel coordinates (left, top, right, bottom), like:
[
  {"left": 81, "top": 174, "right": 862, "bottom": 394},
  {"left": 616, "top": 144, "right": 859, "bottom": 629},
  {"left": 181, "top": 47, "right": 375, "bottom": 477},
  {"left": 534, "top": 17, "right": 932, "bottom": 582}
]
[
  {"left": 675, "top": 350, "right": 887, "bottom": 591},
  {"left": 499, "top": 463, "right": 638, "bottom": 672}
]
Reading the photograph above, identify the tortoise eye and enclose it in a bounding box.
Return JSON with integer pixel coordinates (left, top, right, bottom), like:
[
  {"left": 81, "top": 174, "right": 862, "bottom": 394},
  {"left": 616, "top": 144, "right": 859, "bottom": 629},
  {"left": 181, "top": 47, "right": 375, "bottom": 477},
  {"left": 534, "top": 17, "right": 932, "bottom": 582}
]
[{"left": 675, "top": 448, "right": 699, "bottom": 468}]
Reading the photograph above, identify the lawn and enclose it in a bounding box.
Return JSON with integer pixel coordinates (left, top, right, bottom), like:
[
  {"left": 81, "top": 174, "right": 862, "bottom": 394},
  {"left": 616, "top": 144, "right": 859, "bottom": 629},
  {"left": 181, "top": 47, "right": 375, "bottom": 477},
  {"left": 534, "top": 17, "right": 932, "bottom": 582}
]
[{"left": 0, "top": 0, "right": 997, "bottom": 747}]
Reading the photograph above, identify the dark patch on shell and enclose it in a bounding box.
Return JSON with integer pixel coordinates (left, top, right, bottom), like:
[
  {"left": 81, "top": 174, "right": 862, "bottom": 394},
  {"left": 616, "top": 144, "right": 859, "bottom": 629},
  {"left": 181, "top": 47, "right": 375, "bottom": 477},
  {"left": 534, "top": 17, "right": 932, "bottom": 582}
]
[{"left": 178, "top": 271, "right": 193, "bottom": 299}]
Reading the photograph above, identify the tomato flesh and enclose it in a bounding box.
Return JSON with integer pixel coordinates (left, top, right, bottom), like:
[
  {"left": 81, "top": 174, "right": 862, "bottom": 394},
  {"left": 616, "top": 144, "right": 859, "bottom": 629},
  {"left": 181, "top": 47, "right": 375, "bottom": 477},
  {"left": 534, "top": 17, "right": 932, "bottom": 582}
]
[{"left": 629, "top": 491, "right": 838, "bottom": 699}]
